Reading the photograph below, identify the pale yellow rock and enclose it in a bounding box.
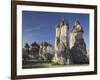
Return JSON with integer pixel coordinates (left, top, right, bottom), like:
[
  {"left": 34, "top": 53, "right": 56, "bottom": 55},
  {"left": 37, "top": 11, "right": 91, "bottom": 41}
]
[
  {"left": 70, "top": 21, "right": 83, "bottom": 49},
  {"left": 53, "top": 18, "right": 69, "bottom": 64}
]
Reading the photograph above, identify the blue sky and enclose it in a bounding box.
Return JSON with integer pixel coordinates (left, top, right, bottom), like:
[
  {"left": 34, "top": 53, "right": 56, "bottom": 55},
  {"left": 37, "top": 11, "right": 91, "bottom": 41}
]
[{"left": 22, "top": 11, "right": 89, "bottom": 48}]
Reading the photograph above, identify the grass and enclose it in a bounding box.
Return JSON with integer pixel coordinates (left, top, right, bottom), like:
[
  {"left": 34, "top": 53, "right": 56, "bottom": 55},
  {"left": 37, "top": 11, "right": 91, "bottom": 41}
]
[{"left": 22, "top": 60, "right": 89, "bottom": 69}]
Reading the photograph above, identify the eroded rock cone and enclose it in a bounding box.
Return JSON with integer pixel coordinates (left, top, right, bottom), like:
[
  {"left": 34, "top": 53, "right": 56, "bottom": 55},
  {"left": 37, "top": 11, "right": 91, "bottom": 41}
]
[
  {"left": 53, "top": 18, "right": 72, "bottom": 65},
  {"left": 70, "top": 38, "right": 89, "bottom": 64},
  {"left": 70, "top": 21, "right": 89, "bottom": 64}
]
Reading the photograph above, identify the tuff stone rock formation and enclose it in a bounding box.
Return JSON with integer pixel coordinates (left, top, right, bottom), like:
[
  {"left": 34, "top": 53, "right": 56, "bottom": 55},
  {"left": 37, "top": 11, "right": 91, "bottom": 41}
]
[
  {"left": 53, "top": 19, "right": 72, "bottom": 64},
  {"left": 70, "top": 21, "right": 89, "bottom": 64},
  {"left": 22, "top": 42, "right": 54, "bottom": 61},
  {"left": 22, "top": 19, "right": 89, "bottom": 65},
  {"left": 39, "top": 42, "right": 54, "bottom": 61}
]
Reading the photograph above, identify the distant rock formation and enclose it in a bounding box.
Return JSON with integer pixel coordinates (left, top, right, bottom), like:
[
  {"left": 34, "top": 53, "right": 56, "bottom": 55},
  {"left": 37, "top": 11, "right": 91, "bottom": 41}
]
[
  {"left": 22, "top": 42, "right": 40, "bottom": 60},
  {"left": 39, "top": 42, "right": 54, "bottom": 61},
  {"left": 29, "top": 42, "right": 40, "bottom": 59},
  {"left": 22, "top": 42, "right": 54, "bottom": 61},
  {"left": 70, "top": 21, "right": 89, "bottom": 64},
  {"left": 23, "top": 19, "right": 89, "bottom": 65},
  {"left": 53, "top": 19, "right": 72, "bottom": 64}
]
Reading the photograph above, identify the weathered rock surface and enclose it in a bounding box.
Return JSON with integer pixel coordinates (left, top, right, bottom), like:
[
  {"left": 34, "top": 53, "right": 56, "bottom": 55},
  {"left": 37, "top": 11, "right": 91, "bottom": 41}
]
[
  {"left": 22, "top": 42, "right": 54, "bottom": 61},
  {"left": 70, "top": 21, "right": 89, "bottom": 64},
  {"left": 53, "top": 19, "right": 72, "bottom": 64},
  {"left": 22, "top": 20, "right": 89, "bottom": 65}
]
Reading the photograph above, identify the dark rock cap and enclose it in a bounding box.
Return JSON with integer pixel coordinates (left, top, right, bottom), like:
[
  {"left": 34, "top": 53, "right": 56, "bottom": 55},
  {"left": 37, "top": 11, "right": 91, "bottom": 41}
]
[{"left": 71, "top": 20, "right": 84, "bottom": 33}]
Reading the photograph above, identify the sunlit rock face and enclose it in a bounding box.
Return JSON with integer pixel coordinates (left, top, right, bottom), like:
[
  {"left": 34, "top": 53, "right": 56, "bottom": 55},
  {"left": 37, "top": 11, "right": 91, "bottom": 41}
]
[
  {"left": 70, "top": 21, "right": 84, "bottom": 49},
  {"left": 22, "top": 20, "right": 89, "bottom": 65},
  {"left": 70, "top": 21, "right": 89, "bottom": 64},
  {"left": 53, "top": 19, "right": 72, "bottom": 64}
]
